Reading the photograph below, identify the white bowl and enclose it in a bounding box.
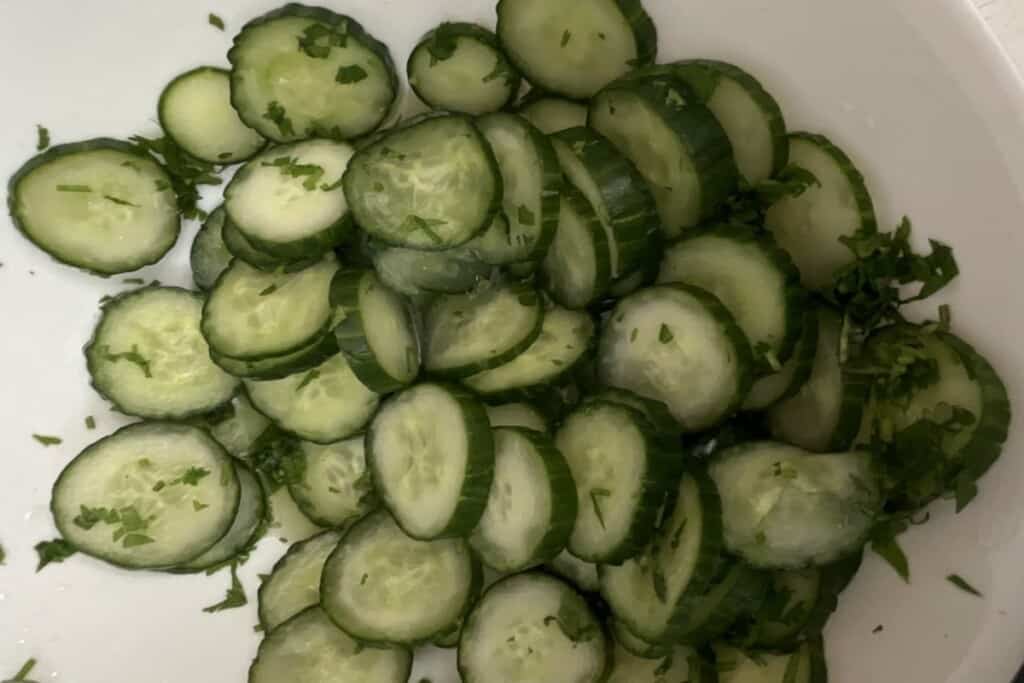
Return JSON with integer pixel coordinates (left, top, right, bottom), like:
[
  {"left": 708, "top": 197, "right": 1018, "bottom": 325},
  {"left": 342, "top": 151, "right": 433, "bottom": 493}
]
[{"left": 0, "top": 1, "right": 1022, "bottom": 682}]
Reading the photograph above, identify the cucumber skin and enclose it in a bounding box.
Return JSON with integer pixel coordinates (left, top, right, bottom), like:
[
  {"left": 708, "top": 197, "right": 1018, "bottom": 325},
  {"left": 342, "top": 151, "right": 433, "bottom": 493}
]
[
  {"left": 366, "top": 383, "right": 496, "bottom": 540},
  {"left": 228, "top": 3, "right": 399, "bottom": 143},
  {"left": 330, "top": 269, "right": 419, "bottom": 393},
  {"left": 256, "top": 529, "right": 344, "bottom": 631},
  {"left": 7, "top": 138, "right": 181, "bottom": 277}
]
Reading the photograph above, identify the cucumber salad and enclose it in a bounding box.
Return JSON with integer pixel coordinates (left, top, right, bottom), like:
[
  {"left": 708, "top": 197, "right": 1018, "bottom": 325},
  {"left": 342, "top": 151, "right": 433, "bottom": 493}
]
[{"left": 5, "top": 1, "right": 1011, "bottom": 682}]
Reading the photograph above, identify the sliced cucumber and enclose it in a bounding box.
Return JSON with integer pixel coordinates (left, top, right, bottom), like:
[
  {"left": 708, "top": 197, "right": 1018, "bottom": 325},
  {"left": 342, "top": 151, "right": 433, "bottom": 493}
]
[
  {"left": 369, "top": 241, "right": 492, "bottom": 296},
  {"left": 367, "top": 383, "right": 494, "bottom": 539},
  {"left": 320, "top": 510, "right": 481, "bottom": 644},
  {"left": 330, "top": 269, "right": 420, "bottom": 392},
  {"left": 229, "top": 5, "right": 397, "bottom": 142},
  {"left": 768, "top": 308, "right": 869, "bottom": 452},
  {"left": 598, "top": 284, "right": 753, "bottom": 432},
  {"left": 458, "top": 572, "right": 610, "bottom": 683},
  {"left": 158, "top": 66, "right": 265, "bottom": 164},
  {"left": 709, "top": 442, "right": 881, "bottom": 569},
  {"left": 671, "top": 60, "right": 788, "bottom": 184},
  {"left": 600, "top": 471, "right": 723, "bottom": 643},
  {"left": 8, "top": 139, "right": 179, "bottom": 275},
  {"left": 552, "top": 127, "right": 659, "bottom": 279},
  {"left": 210, "top": 329, "right": 338, "bottom": 381},
  {"left": 496, "top": 0, "right": 657, "bottom": 98},
  {"left": 546, "top": 549, "right": 600, "bottom": 593},
  {"left": 244, "top": 352, "right": 380, "bottom": 444},
  {"left": 408, "top": 23, "right": 521, "bottom": 115},
  {"left": 765, "top": 133, "right": 877, "bottom": 289},
  {"left": 250, "top": 606, "right": 412, "bottom": 683},
  {"left": 658, "top": 224, "right": 806, "bottom": 372},
  {"left": 204, "top": 393, "right": 271, "bottom": 457},
  {"left": 52, "top": 422, "right": 240, "bottom": 569},
  {"left": 486, "top": 402, "right": 548, "bottom": 432},
  {"left": 424, "top": 284, "right": 544, "bottom": 377},
  {"left": 343, "top": 114, "right": 502, "bottom": 249},
  {"left": 470, "top": 427, "right": 577, "bottom": 572},
  {"left": 258, "top": 529, "right": 344, "bottom": 631},
  {"left": 202, "top": 255, "right": 338, "bottom": 361},
  {"left": 607, "top": 642, "right": 701, "bottom": 683},
  {"left": 542, "top": 184, "right": 612, "bottom": 309},
  {"left": 589, "top": 78, "right": 738, "bottom": 238},
  {"left": 517, "top": 96, "right": 589, "bottom": 134},
  {"left": 86, "top": 287, "right": 238, "bottom": 420},
  {"left": 743, "top": 308, "right": 819, "bottom": 411},
  {"left": 288, "top": 436, "right": 375, "bottom": 528},
  {"left": 464, "top": 306, "right": 595, "bottom": 396},
  {"left": 476, "top": 112, "right": 561, "bottom": 261},
  {"left": 555, "top": 401, "right": 671, "bottom": 563},
  {"left": 190, "top": 207, "right": 234, "bottom": 291}
]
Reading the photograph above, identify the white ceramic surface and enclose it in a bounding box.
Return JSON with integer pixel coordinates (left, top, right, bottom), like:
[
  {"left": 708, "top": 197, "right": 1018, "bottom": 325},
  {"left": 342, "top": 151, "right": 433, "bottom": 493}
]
[{"left": 1, "top": 1, "right": 1023, "bottom": 681}]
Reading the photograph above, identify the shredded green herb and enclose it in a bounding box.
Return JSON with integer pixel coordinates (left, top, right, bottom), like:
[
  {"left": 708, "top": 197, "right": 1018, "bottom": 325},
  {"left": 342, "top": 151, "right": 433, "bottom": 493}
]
[
  {"left": 4, "top": 658, "right": 38, "bottom": 683},
  {"left": 589, "top": 488, "right": 610, "bottom": 529},
  {"left": 261, "top": 156, "right": 324, "bottom": 190},
  {"left": 203, "top": 562, "right": 248, "bottom": 612},
  {"left": 659, "top": 324, "right": 674, "bottom": 344},
  {"left": 427, "top": 24, "right": 458, "bottom": 65},
  {"left": 32, "top": 434, "right": 62, "bottom": 446},
  {"left": 98, "top": 344, "right": 153, "bottom": 378},
  {"left": 262, "top": 101, "right": 296, "bottom": 139},
  {"left": 35, "top": 125, "right": 50, "bottom": 151},
  {"left": 335, "top": 64, "right": 368, "bottom": 84},
  {"left": 297, "top": 20, "right": 349, "bottom": 59},
  {"left": 208, "top": 13, "right": 225, "bottom": 30},
  {"left": 56, "top": 184, "right": 91, "bottom": 193},
  {"left": 34, "top": 539, "right": 77, "bottom": 571},
  {"left": 104, "top": 195, "right": 139, "bottom": 207},
  {"left": 560, "top": 30, "right": 572, "bottom": 47},
  {"left": 517, "top": 204, "right": 536, "bottom": 226},
  {"left": 130, "top": 135, "right": 221, "bottom": 220},
  {"left": 946, "top": 574, "right": 983, "bottom": 597}
]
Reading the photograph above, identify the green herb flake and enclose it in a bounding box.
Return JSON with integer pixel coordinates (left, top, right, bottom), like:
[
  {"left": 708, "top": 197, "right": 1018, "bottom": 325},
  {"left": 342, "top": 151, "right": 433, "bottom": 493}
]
[
  {"left": 946, "top": 574, "right": 983, "bottom": 597},
  {"left": 152, "top": 481, "right": 167, "bottom": 492},
  {"left": 56, "top": 184, "right": 91, "bottom": 193},
  {"left": 360, "top": 573, "right": 369, "bottom": 586},
  {"left": 36, "top": 125, "right": 50, "bottom": 151},
  {"left": 873, "top": 624, "right": 884, "bottom": 634},
  {"left": 261, "top": 156, "right": 324, "bottom": 190},
  {"left": 99, "top": 344, "right": 152, "bottom": 378},
  {"left": 297, "top": 21, "right": 349, "bottom": 59},
  {"left": 630, "top": 328, "right": 639, "bottom": 343},
  {"left": 517, "top": 204, "right": 536, "bottom": 226},
  {"left": 203, "top": 562, "right": 248, "bottom": 613},
  {"left": 178, "top": 467, "right": 211, "bottom": 486},
  {"left": 427, "top": 24, "right": 458, "bottom": 65},
  {"left": 296, "top": 369, "right": 321, "bottom": 392},
  {"left": 263, "top": 101, "right": 296, "bottom": 138},
  {"left": 193, "top": 500, "right": 210, "bottom": 511},
  {"left": 0, "top": 543, "right": 4, "bottom": 565},
  {"left": 6, "top": 658, "right": 38, "bottom": 682},
  {"left": 31, "top": 434, "right": 62, "bottom": 447},
  {"left": 104, "top": 194, "right": 138, "bottom": 207},
  {"left": 560, "top": 30, "right": 572, "bottom": 47},
  {"left": 258, "top": 284, "right": 279, "bottom": 297},
  {"left": 652, "top": 569, "right": 668, "bottom": 603},
  {"left": 482, "top": 56, "right": 515, "bottom": 85},
  {"left": 659, "top": 324, "right": 674, "bottom": 344},
  {"left": 122, "top": 277, "right": 145, "bottom": 284},
  {"left": 129, "top": 134, "right": 221, "bottom": 220},
  {"left": 400, "top": 215, "right": 447, "bottom": 243},
  {"left": 208, "top": 13, "right": 225, "bottom": 30},
  {"left": 335, "top": 64, "right": 368, "bottom": 84},
  {"left": 34, "top": 538, "right": 77, "bottom": 572},
  {"left": 543, "top": 597, "right": 599, "bottom": 643},
  {"left": 122, "top": 533, "right": 155, "bottom": 548},
  {"left": 589, "top": 488, "right": 611, "bottom": 529},
  {"left": 870, "top": 517, "right": 911, "bottom": 582},
  {"left": 249, "top": 428, "right": 306, "bottom": 492}
]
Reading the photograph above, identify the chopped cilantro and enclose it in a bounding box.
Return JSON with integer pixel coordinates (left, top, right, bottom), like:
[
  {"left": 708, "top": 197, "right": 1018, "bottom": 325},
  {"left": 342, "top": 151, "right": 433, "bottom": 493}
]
[
  {"left": 335, "top": 64, "right": 368, "bottom": 84},
  {"left": 5, "top": 658, "right": 38, "bottom": 682},
  {"left": 872, "top": 624, "right": 884, "bottom": 634},
  {"left": 32, "top": 434, "right": 62, "bottom": 446},
  {"left": 295, "top": 369, "right": 321, "bottom": 391},
  {"left": 249, "top": 428, "right": 305, "bottom": 492},
  {"left": 35, "top": 125, "right": 50, "bottom": 151},
  {"left": 258, "top": 284, "right": 279, "bottom": 297},
  {"left": 659, "top": 324, "right": 674, "bottom": 344},
  {"left": 98, "top": 344, "right": 152, "bottom": 378},
  {"left": 122, "top": 277, "right": 145, "bottom": 284},
  {"left": 297, "top": 21, "right": 349, "bottom": 59},
  {"left": 56, "top": 184, "right": 91, "bottom": 193},
  {"left": 517, "top": 204, "right": 536, "bottom": 226},
  {"left": 261, "top": 156, "right": 324, "bottom": 190},
  {"left": 560, "top": 30, "right": 571, "bottom": 47},
  {"left": 0, "top": 543, "right": 4, "bottom": 565},
  {"left": 203, "top": 562, "right": 248, "bottom": 612},
  {"left": 262, "top": 101, "right": 296, "bottom": 138},
  {"left": 427, "top": 24, "right": 458, "bottom": 65},
  {"left": 193, "top": 500, "right": 210, "bottom": 511},
  {"left": 130, "top": 135, "right": 221, "bottom": 220},
  {"left": 177, "top": 466, "right": 212, "bottom": 486},
  {"left": 630, "top": 328, "right": 639, "bottom": 343},
  {"left": 208, "top": 13, "right": 225, "bottom": 30},
  {"left": 870, "top": 515, "right": 910, "bottom": 582},
  {"left": 589, "top": 488, "right": 611, "bottom": 529},
  {"left": 946, "top": 574, "right": 983, "bottom": 597},
  {"left": 34, "top": 538, "right": 77, "bottom": 572},
  {"left": 104, "top": 195, "right": 139, "bottom": 207}
]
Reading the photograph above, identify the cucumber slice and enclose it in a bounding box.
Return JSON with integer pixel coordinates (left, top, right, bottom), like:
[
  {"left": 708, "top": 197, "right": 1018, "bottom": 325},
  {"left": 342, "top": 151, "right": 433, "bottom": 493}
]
[
  {"left": 331, "top": 269, "right": 420, "bottom": 392},
  {"left": 552, "top": 127, "right": 659, "bottom": 279},
  {"left": 555, "top": 401, "right": 671, "bottom": 563},
  {"left": 229, "top": 5, "right": 397, "bottom": 142},
  {"left": 765, "top": 133, "right": 877, "bottom": 289},
  {"left": 369, "top": 241, "right": 493, "bottom": 296},
  {"left": 225, "top": 139, "right": 354, "bottom": 260},
  {"left": 768, "top": 308, "right": 869, "bottom": 452},
  {"left": 258, "top": 529, "right": 344, "bottom": 631},
  {"left": 320, "top": 510, "right": 481, "bottom": 644},
  {"left": 190, "top": 207, "right": 234, "bottom": 291},
  {"left": 496, "top": 0, "right": 657, "bottom": 99},
  {"left": 8, "top": 139, "right": 179, "bottom": 275},
  {"left": 470, "top": 427, "right": 577, "bottom": 572},
  {"left": 210, "top": 329, "right": 338, "bottom": 381},
  {"left": 424, "top": 284, "right": 544, "bottom": 377},
  {"left": 589, "top": 79, "right": 738, "bottom": 238},
  {"left": 485, "top": 402, "right": 548, "bottom": 432},
  {"left": 244, "top": 353, "right": 380, "bottom": 444},
  {"left": 709, "top": 442, "right": 881, "bottom": 569},
  {"left": 743, "top": 309, "right": 819, "bottom": 411},
  {"left": 464, "top": 306, "right": 595, "bottom": 396},
  {"left": 591, "top": 387, "right": 682, "bottom": 444},
  {"left": 658, "top": 224, "right": 806, "bottom": 372},
  {"left": 458, "top": 572, "right": 610, "bottom": 683},
  {"left": 367, "top": 383, "right": 495, "bottom": 539},
  {"left": 288, "top": 436, "right": 376, "bottom": 528},
  {"left": 671, "top": 60, "right": 788, "bottom": 184},
  {"left": 52, "top": 422, "right": 241, "bottom": 569},
  {"left": 476, "top": 112, "right": 561, "bottom": 261},
  {"left": 86, "top": 287, "right": 238, "bottom": 420},
  {"left": 607, "top": 642, "right": 700, "bottom": 682},
  {"left": 344, "top": 114, "right": 502, "bottom": 249},
  {"left": 176, "top": 459, "right": 267, "bottom": 572},
  {"left": 542, "top": 184, "right": 612, "bottom": 309},
  {"left": 517, "top": 96, "right": 588, "bottom": 134},
  {"left": 546, "top": 549, "right": 600, "bottom": 593},
  {"left": 598, "top": 284, "right": 753, "bottom": 432},
  {"left": 158, "top": 67, "right": 265, "bottom": 164},
  {"left": 205, "top": 394, "right": 271, "bottom": 457},
  {"left": 202, "top": 255, "right": 338, "bottom": 361},
  {"left": 600, "top": 471, "right": 723, "bottom": 643},
  {"left": 675, "top": 562, "right": 768, "bottom": 645},
  {"left": 408, "top": 23, "right": 521, "bottom": 115},
  {"left": 714, "top": 641, "right": 824, "bottom": 683},
  {"left": 611, "top": 620, "right": 670, "bottom": 660},
  {"left": 250, "top": 606, "right": 412, "bottom": 683}
]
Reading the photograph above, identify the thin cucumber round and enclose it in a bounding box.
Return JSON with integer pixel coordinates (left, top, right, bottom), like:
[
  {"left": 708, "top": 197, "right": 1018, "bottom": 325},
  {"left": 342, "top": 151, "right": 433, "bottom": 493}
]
[
  {"left": 258, "top": 529, "right": 344, "bottom": 632},
  {"left": 367, "top": 383, "right": 495, "bottom": 539},
  {"left": 203, "top": 393, "right": 272, "bottom": 458},
  {"left": 458, "top": 572, "right": 610, "bottom": 683},
  {"left": 330, "top": 269, "right": 420, "bottom": 392},
  {"left": 470, "top": 427, "right": 577, "bottom": 572},
  {"left": 343, "top": 114, "right": 503, "bottom": 249},
  {"left": 288, "top": 436, "right": 376, "bottom": 528},
  {"left": 51, "top": 422, "right": 241, "bottom": 569},
  {"left": 709, "top": 442, "right": 881, "bottom": 569},
  {"left": 85, "top": 286, "right": 238, "bottom": 420},
  {"left": 743, "top": 308, "right": 819, "bottom": 411},
  {"left": 190, "top": 206, "right": 234, "bottom": 291},
  {"left": 320, "top": 510, "right": 481, "bottom": 644},
  {"left": 408, "top": 23, "right": 521, "bottom": 115},
  {"left": 210, "top": 329, "right": 339, "bottom": 381},
  {"left": 158, "top": 66, "right": 266, "bottom": 164},
  {"left": 249, "top": 606, "right": 412, "bottom": 683},
  {"left": 517, "top": 95, "right": 589, "bottom": 134},
  {"left": 611, "top": 620, "right": 670, "bottom": 659},
  {"left": 229, "top": 5, "right": 398, "bottom": 142},
  {"left": 8, "top": 139, "right": 179, "bottom": 275},
  {"left": 485, "top": 402, "right": 548, "bottom": 432},
  {"left": 542, "top": 184, "right": 613, "bottom": 309},
  {"left": 244, "top": 352, "right": 380, "bottom": 444},
  {"left": 496, "top": 0, "right": 657, "bottom": 99}
]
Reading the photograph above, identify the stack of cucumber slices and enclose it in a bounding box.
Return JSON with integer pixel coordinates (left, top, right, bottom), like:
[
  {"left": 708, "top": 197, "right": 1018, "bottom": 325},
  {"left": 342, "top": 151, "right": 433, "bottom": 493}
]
[{"left": 7, "top": 1, "right": 1011, "bottom": 682}]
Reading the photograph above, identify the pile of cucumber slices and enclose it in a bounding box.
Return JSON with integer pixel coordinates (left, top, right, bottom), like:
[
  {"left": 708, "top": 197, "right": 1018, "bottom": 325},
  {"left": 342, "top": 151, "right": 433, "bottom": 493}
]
[{"left": 7, "top": 1, "right": 1011, "bottom": 682}]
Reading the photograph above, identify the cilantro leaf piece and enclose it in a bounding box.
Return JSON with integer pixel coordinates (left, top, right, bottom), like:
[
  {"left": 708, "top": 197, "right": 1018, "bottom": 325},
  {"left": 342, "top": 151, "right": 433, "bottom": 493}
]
[
  {"left": 56, "top": 184, "right": 91, "bottom": 193},
  {"left": 104, "top": 195, "right": 139, "bottom": 207},
  {"left": 427, "top": 24, "right": 458, "bottom": 65},
  {"left": 517, "top": 204, "right": 536, "bottom": 226},
  {"left": 35, "top": 538, "right": 77, "bottom": 571},
  {"left": 481, "top": 56, "right": 515, "bottom": 85},
  {"left": 203, "top": 562, "right": 248, "bottom": 613},
  {"left": 98, "top": 344, "right": 153, "bottom": 378},
  {"left": 0, "top": 543, "right": 5, "bottom": 565},
  {"left": 262, "top": 101, "right": 296, "bottom": 138},
  {"left": 4, "top": 658, "right": 38, "bottom": 683},
  {"left": 177, "top": 466, "right": 211, "bottom": 486},
  {"left": 946, "top": 574, "right": 983, "bottom": 597},
  {"left": 870, "top": 516, "right": 910, "bottom": 582},
  {"left": 543, "top": 597, "right": 599, "bottom": 643},
  {"left": 335, "top": 64, "right": 368, "bottom": 84},
  {"left": 560, "top": 30, "right": 572, "bottom": 47},
  {"left": 589, "top": 488, "right": 611, "bottom": 529},
  {"left": 258, "top": 284, "right": 279, "bottom": 297},
  {"left": 249, "top": 427, "right": 305, "bottom": 492},
  {"left": 295, "top": 369, "right": 321, "bottom": 392},
  {"left": 31, "top": 434, "right": 62, "bottom": 447},
  {"left": 130, "top": 134, "right": 221, "bottom": 220},
  {"left": 659, "top": 324, "right": 674, "bottom": 344},
  {"left": 297, "top": 21, "right": 349, "bottom": 59},
  {"left": 208, "top": 13, "right": 225, "bottom": 30},
  {"left": 35, "top": 125, "right": 50, "bottom": 151},
  {"left": 261, "top": 156, "right": 324, "bottom": 190}
]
